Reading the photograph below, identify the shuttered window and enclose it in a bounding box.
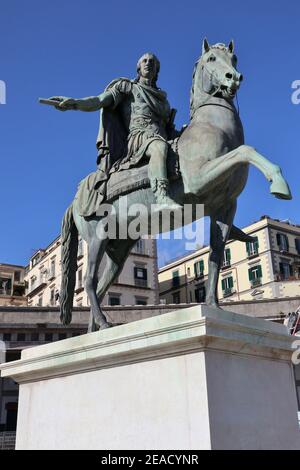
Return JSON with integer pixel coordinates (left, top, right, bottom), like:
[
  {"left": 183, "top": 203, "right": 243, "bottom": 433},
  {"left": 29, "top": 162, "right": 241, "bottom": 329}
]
[
  {"left": 277, "top": 233, "right": 289, "bottom": 252},
  {"left": 246, "top": 237, "right": 259, "bottom": 257},
  {"left": 248, "top": 265, "right": 263, "bottom": 282},
  {"left": 223, "top": 249, "right": 231, "bottom": 267},
  {"left": 194, "top": 260, "right": 204, "bottom": 277},
  {"left": 221, "top": 276, "right": 233, "bottom": 291}
]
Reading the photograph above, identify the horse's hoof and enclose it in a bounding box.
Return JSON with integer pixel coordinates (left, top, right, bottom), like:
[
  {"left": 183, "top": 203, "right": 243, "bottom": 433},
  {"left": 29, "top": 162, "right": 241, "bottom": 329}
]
[
  {"left": 99, "top": 322, "right": 112, "bottom": 330},
  {"left": 270, "top": 173, "right": 292, "bottom": 200},
  {"left": 205, "top": 301, "right": 222, "bottom": 310}
]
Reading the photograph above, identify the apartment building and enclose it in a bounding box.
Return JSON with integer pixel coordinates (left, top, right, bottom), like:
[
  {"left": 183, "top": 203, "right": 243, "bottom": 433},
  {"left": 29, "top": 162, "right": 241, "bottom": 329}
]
[
  {"left": 158, "top": 216, "right": 300, "bottom": 304},
  {"left": 0, "top": 264, "right": 26, "bottom": 307},
  {"left": 25, "top": 236, "right": 159, "bottom": 307}
]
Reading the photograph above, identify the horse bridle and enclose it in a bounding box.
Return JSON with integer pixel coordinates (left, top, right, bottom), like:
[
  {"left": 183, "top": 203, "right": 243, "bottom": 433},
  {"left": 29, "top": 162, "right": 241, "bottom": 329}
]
[{"left": 196, "top": 57, "right": 239, "bottom": 114}]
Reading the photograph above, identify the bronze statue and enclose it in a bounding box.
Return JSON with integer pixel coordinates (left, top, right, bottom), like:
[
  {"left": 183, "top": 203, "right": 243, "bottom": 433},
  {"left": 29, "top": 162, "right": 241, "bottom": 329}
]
[{"left": 41, "top": 39, "right": 292, "bottom": 332}]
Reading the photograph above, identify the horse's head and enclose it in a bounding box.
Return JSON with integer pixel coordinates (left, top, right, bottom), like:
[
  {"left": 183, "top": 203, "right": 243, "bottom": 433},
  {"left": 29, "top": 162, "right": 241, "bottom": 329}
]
[{"left": 190, "top": 39, "right": 243, "bottom": 115}]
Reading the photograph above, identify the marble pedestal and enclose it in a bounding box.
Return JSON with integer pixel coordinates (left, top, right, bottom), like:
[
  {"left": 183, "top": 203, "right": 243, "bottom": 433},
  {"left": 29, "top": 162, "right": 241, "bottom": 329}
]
[{"left": 1, "top": 305, "right": 300, "bottom": 450}]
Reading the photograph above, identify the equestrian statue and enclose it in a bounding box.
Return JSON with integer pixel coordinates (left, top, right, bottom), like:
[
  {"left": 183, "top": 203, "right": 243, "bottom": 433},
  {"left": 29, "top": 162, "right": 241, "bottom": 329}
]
[{"left": 40, "top": 39, "right": 292, "bottom": 332}]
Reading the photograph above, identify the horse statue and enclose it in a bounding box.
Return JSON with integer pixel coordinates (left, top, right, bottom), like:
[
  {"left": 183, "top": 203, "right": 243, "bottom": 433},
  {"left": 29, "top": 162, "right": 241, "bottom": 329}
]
[{"left": 54, "top": 39, "right": 291, "bottom": 332}]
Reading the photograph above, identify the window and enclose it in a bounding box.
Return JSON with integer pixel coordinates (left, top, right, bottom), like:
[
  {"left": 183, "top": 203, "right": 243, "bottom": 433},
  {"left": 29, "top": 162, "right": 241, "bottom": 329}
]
[
  {"left": 3, "top": 333, "right": 11, "bottom": 341},
  {"left": 277, "top": 233, "right": 289, "bottom": 252},
  {"left": 77, "top": 269, "right": 83, "bottom": 289},
  {"left": 222, "top": 249, "right": 231, "bottom": 267},
  {"left": 187, "top": 267, "right": 191, "bottom": 277},
  {"left": 279, "top": 262, "right": 293, "bottom": 280},
  {"left": 109, "top": 295, "right": 121, "bottom": 306},
  {"left": 136, "top": 298, "right": 147, "bottom": 305},
  {"left": 195, "top": 285, "right": 206, "bottom": 303},
  {"left": 78, "top": 239, "right": 84, "bottom": 257},
  {"left": 37, "top": 295, "right": 43, "bottom": 306},
  {"left": 246, "top": 237, "right": 259, "bottom": 257},
  {"left": 194, "top": 260, "right": 204, "bottom": 278},
  {"left": 14, "top": 271, "right": 21, "bottom": 282},
  {"left": 30, "top": 276, "right": 36, "bottom": 291},
  {"left": 31, "top": 333, "right": 39, "bottom": 342},
  {"left": 248, "top": 265, "right": 262, "bottom": 287},
  {"left": 134, "top": 267, "right": 148, "bottom": 287},
  {"left": 45, "top": 333, "right": 53, "bottom": 342},
  {"left": 31, "top": 254, "right": 41, "bottom": 267},
  {"left": 135, "top": 239, "right": 145, "bottom": 254},
  {"left": 172, "top": 270, "right": 180, "bottom": 288},
  {"left": 295, "top": 238, "right": 300, "bottom": 255},
  {"left": 221, "top": 276, "right": 233, "bottom": 296},
  {"left": 17, "top": 333, "right": 26, "bottom": 342},
  {"left": 50, "top": 259, "right": 56, "bottom": 278},
  {"left": 40, "top": 269, "right": 47, "bottom": 284},
  {"left": 172, "top": 291, "right": 181, "bottom": 304},
  {"left": 50, "top": 289, "right": 55, "bottom": 306}
]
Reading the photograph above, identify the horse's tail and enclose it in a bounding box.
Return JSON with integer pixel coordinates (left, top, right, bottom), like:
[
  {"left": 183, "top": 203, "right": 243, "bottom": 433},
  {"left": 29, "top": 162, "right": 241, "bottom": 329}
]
[{"left": 60, "top": 203, "right": 78, "bottom": 325}]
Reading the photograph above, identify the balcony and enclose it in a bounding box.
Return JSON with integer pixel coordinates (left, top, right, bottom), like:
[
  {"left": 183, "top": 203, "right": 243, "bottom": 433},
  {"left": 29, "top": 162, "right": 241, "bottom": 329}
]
[
  {"left": 194, "top": 272, "right": 204, "bottom": 280},
  {"left": 74, "top": 283, "right": 84, "bottom": 294},
  {"left": 134, "top": 278, "right": 148, "bottom": 288},
  {"left": 47, "top": 271, "right": 55, "bottom": 282},
  {"left": 27, "top": 280, "right": 47, "bottom": 298},
  {"left": 222, "top": 288, "right": 234, "bottom": 298},
  {"left": 251, "top": 278, "right": 262, "bottom": 288},
  {"left": 247, "top": 249, "right": 259, "bottom": 259},
  {"left": 221, "top": 261, "right": 231, "bottom": 270}
]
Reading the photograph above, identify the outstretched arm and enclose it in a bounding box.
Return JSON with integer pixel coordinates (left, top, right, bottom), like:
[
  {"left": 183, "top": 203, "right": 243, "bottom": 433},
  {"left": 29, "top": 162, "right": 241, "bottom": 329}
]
[{"left": 47, "top": 90, "right": 114, "bottom": 112}]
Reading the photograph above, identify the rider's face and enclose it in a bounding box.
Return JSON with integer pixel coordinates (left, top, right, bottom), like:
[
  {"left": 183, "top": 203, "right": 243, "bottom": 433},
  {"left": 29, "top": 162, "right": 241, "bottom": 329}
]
[{"left": 139, "top": 54, "right": 157, "bottom": 81}]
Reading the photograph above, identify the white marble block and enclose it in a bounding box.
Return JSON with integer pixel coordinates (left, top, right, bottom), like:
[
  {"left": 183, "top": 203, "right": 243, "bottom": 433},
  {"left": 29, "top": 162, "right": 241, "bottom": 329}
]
[{"left": 1, "top": 305, "right": 300, "bottom": 450}]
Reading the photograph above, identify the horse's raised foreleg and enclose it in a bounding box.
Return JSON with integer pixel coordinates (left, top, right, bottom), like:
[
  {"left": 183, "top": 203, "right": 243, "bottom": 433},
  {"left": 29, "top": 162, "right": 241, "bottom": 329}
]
[
  {"left": 196, "top": 145, "right": 291, "bottom": 200},
  {"left": 243, "top": 146, "right": 292, "bottom": 200},
  {"left": 206, "top": 202, "right": 237, "bottom": 307}
]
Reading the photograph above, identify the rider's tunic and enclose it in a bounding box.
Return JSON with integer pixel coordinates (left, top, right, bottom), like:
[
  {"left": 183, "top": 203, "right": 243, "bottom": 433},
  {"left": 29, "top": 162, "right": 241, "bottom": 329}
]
[{"left": 98, "top": 78, "right": 173, "bottom": 171}]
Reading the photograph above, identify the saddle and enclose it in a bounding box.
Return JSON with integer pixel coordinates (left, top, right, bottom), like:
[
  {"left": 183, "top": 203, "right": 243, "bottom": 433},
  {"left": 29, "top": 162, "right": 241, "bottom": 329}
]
[{"left": 75, "top": 139, "right": 180, "bottom": 217}]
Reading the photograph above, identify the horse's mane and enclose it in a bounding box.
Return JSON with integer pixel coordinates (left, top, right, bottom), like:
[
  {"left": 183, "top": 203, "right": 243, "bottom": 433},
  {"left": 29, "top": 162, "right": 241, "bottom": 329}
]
[{"left": 190, "top": 43, "right": 228, "bottom": 119}]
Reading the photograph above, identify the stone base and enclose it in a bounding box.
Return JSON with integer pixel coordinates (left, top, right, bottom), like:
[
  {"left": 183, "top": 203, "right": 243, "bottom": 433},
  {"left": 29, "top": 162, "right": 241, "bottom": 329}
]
[{"left": 1, "top": 306, "right": 300, "bottom": 450}]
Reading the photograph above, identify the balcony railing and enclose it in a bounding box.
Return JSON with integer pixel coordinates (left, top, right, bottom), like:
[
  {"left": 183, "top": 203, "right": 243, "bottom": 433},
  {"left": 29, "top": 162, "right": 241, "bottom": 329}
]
[
  {"left": 134, "top": 278, "right": 148, "bottom": 288},
  {"left": 251, "top": 278, "right": 262, "bottom": 288},
  {"left": 222, "top": 288, "right": 234, "bottom": 297},
  {"left": 221, "top": 260, "right": 231, "bottom": 269}
]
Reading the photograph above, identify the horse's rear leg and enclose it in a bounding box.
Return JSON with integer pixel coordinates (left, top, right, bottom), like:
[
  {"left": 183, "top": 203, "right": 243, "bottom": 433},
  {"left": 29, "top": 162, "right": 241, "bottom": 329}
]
[
  {"left": 206, "top": 202, "right": 237, "bottom": 307},
  {"left": 96, "top": 238, "right": 138, "bottom": 302},
  {"left": 86, "top": 238, "right": 109, "bottom": 331}
]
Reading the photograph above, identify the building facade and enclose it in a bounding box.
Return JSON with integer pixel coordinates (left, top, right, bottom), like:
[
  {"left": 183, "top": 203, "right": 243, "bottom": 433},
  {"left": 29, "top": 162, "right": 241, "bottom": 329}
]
[
  {"left": 25, "top": 236, "right": 159, "bottom": 308},
  {"left": 0, "top": 264, "right": 26, "bottom": 307},
  {"left": 158, "top": 216, "right": 300, "bottom": 305}
]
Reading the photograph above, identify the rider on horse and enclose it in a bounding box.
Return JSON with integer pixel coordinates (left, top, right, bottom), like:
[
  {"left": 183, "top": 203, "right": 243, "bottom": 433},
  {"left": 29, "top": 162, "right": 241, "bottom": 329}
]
[{"left": 50, "top": 52, "right": 181, "bottom": 211}]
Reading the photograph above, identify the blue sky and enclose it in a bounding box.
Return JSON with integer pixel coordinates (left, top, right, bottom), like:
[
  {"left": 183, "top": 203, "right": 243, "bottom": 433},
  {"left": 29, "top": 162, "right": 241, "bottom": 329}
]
[{"left": 0, "top": 0, "right": 299, "bottom": 267}]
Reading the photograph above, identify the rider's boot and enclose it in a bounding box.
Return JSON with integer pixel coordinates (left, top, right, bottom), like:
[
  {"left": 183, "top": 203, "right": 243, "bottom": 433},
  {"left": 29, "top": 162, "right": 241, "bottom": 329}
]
[{"left": 151, "top": 178, "right": 182, "bottom": 211}]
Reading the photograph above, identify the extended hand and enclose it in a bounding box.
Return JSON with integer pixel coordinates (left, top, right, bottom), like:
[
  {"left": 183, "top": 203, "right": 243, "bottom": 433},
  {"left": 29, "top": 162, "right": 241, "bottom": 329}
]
[{"left": 48, "top": 96, "right": 77, "bottom": 111}]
